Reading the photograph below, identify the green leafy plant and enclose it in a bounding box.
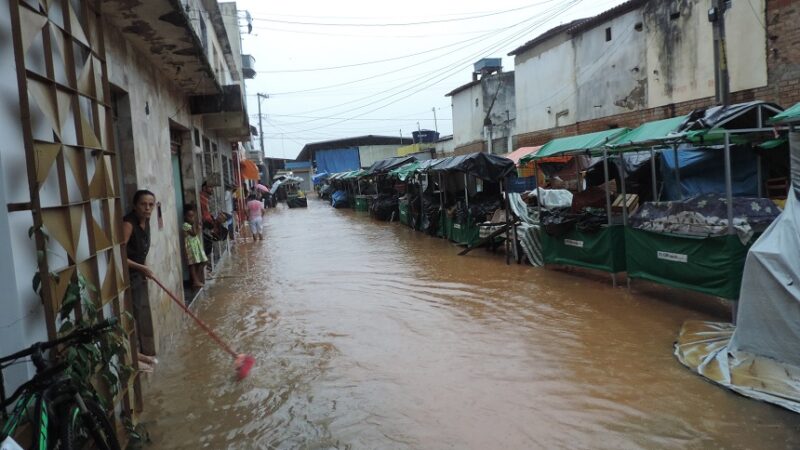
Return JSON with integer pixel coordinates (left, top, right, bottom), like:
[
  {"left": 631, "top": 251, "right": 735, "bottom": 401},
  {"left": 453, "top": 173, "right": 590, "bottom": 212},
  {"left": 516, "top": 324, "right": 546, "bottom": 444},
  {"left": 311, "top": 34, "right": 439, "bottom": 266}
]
[
  {"left": 57, "top": 273, "right": 131, "bottom": 404},
  {"left": 28, "top": 224, "right": 140, "bottom": 444}
]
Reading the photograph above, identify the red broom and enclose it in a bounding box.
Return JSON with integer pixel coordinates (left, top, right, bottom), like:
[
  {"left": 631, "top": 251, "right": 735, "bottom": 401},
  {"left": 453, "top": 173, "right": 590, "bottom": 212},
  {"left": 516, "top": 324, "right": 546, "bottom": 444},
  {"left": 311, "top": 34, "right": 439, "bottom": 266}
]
[{"left": 151, "top": 277, "right": 255, "bottom": 380}]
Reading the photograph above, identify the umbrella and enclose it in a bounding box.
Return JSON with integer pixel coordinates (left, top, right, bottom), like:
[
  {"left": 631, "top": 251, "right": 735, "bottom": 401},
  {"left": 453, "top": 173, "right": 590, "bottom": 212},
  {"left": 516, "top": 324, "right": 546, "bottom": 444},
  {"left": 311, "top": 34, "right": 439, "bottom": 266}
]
[{"left": 255, "top": 183, "right": 270, "bottom": 192}]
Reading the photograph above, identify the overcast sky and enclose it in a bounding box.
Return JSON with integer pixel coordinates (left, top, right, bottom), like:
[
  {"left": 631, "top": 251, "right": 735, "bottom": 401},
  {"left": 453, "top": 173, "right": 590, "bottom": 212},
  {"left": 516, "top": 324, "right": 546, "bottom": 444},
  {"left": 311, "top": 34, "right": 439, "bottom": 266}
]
[{"left": 236, "top": 0, "right": 628, "bottom": 160}]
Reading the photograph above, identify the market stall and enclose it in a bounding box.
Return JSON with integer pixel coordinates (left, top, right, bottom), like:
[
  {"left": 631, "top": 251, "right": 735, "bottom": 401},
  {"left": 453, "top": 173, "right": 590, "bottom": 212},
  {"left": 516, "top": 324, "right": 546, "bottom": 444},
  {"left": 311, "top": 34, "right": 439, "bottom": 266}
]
[
  {"left": 521, "top": 128, "right": 629, "bottom": 279},
  {"left": 673, "top": 102, "right": 800, "bottom": 414},
  {"left": 431, "top": 153, "right": 515, "bottom": 250},
  {"left": 621, "top": 101, "right": 786, "bottom": 299}
]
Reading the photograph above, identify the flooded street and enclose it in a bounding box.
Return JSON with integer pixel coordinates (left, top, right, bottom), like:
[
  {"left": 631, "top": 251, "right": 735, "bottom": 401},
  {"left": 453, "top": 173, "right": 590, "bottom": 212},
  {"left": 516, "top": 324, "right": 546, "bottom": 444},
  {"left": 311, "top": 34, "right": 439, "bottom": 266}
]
[{"left": 142, "top": 199, "right": 800, "bottom": 449}]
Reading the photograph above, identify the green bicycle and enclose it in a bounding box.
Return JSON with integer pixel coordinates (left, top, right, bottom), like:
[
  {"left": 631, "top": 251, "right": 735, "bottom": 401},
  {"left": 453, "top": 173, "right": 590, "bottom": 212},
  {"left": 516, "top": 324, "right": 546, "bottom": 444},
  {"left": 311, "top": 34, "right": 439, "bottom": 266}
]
[{"left": 1, "top": 318, "right": 121, "bottom": 450}]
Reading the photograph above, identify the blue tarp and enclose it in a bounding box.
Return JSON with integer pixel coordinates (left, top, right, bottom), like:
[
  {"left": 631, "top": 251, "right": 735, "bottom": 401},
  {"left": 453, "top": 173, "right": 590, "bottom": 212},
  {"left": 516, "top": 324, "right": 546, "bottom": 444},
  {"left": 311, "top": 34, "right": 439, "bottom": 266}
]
[
  {"left": 312, "top": 172, "right": 329, "bottom": 184},
  {"left": 660, "top": 145, "right": 758, "bottom": 200},
  {"left": 315, "top": 147, "right": 360, "bottom": 174},
  {"left": 331, "top": 190, "right": 349, "bottom": 208}
]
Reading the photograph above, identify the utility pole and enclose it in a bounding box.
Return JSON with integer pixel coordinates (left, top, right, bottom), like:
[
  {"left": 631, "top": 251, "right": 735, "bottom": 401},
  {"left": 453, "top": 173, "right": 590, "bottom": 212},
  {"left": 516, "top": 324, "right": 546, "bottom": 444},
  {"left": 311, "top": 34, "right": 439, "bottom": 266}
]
[
  {"left": 432, "top": 107, "right": 438, "bottom": 133},
  {"left": 709, "top": 0, "right": 730, "bottom": 105},
  {"left": 256, "top": 93, "right": 268, "bottom": 155}
]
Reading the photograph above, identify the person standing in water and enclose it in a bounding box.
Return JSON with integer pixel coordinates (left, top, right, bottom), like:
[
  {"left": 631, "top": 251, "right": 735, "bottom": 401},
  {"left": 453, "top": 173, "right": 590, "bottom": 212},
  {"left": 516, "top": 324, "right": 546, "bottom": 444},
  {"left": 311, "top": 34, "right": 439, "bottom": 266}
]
[
  {"left": 246, "top": 193, "right": 265, "bottom": 242},
  {"left": 183, "top": 205, "right": 208, "bottom": 288},
  {"left": 122, "top": 190, "right": 158, "bottom": 372}
]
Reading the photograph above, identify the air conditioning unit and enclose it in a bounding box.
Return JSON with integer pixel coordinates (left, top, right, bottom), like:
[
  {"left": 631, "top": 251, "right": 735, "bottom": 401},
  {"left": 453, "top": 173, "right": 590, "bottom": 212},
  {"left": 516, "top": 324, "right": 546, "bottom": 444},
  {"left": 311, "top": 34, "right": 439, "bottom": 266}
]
[{"left": 242, "top": 54, "right": 256, "bottom": 79}]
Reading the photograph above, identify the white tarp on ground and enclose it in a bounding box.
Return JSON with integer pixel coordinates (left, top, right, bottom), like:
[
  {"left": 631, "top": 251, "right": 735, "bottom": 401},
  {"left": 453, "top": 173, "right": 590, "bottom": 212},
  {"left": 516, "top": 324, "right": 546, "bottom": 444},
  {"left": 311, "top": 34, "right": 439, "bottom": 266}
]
[{"left": 674, "top": 190, "right": 800, "bottom": 413}]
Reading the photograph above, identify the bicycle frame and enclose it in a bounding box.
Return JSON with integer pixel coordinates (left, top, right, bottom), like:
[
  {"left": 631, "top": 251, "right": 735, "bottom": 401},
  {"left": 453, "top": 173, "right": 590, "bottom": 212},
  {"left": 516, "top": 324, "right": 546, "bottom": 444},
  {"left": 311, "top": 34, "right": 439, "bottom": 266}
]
[
  {"left": 1, "top": 391, "right": 49, "bottom": 449},
  {"left": 1, "top": 318, "right": 118, "bottom": 449}
]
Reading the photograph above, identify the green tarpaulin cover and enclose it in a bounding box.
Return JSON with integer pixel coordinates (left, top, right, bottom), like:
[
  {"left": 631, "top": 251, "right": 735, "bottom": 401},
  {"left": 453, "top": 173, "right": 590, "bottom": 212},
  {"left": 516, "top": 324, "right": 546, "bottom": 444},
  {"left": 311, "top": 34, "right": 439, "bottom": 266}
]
[
  {"left": 523, "top": 128, "right": 629, "bottom": 162},
  {"left": 541, "top": 225, "right": 626, "bottom": 273},
  {"left": 768, "top": 102, "right": 800, "bottom": 124},
  {"left": 342, "top": 169, "right": 367, "bottom": 180},
  {"left": 389, "top": 162, "right": 421, "bottom": 181},
  {"left": 625, "top": 228, "right": 750, "bottom": 300},
  {"left": 607, "top": 116, "right": 687, "bottom": 151}
]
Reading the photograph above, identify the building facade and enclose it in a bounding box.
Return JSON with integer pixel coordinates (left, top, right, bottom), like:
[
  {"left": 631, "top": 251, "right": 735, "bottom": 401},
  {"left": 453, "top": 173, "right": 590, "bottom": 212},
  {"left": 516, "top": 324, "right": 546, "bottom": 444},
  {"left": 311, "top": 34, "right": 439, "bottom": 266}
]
[
  {"left": 510, "top": 0, "right": 799, "bottom": 146},
  {"left": 447, "top": 59, "right": 516, "bottom": 155},
  {"left": 0, "top": 0, "right": 251, "bottom": 431}
]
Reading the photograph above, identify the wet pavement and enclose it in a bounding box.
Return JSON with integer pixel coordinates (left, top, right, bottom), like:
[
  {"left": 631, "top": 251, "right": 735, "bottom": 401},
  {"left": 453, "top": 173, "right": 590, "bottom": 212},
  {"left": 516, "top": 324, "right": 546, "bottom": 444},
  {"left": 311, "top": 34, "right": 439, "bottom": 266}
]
[{"left": 141, "top": 198, "right": 800, "bottom": 449}]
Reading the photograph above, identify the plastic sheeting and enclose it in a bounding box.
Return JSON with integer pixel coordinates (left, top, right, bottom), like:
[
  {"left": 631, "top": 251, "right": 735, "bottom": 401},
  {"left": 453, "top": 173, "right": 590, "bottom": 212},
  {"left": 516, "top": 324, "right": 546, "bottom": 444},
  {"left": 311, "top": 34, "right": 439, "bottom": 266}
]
[
  {"left": 730, "top": 191, "right": 800, "bottom": 366},
  {"left": 431, "top": 152, "right": 515, "bottom": 181},
  {"left": 674, "top": 321, "right": 800, "bottom": 414},
  {"left": 529, "top": 188, "right": 573, "bottom": 209},
  {"left": 659, "top": 145, "right": 758, "bottom": 200},
  {"left": 366, "top": 155, "right": 417, "bottom": 175},
  {"left": 331, "top": 190, "right": 349, "bottom": 208},
  {"left": 674, "top": 191, "right": 800, "bottom": 413},
  {"left": 315, "top": 147, "right": 361, "bottom": 174},
  {"left": 509, "top": 193, "right": 543, "bottom": 266}
]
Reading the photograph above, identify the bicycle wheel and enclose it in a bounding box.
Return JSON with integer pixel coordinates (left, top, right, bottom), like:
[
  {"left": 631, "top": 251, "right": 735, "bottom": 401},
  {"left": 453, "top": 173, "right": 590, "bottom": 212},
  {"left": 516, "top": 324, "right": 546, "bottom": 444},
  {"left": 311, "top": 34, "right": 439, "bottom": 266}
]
[{"left": 59, "top": 398, "right": 121, "bottom": 450}]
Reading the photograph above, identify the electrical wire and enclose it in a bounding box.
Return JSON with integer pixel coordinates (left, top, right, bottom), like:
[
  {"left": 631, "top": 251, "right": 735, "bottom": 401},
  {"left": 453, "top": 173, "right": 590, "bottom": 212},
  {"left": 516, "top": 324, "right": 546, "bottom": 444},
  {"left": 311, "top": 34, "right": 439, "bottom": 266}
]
[
  {"left": 255, "top": 30, "right": 497, "bottom": 73},
  {"left": 264, "top": 0, "right": 583, "bottom": 131},
  {"left": 268, "top": 0, "right": 580, "bottom": 120},
  {"left": 252, "top": 5, "right": 574, "bottom": 96},
  {"left": 247, "top": 0, "right": 562, "bottom": 27}
]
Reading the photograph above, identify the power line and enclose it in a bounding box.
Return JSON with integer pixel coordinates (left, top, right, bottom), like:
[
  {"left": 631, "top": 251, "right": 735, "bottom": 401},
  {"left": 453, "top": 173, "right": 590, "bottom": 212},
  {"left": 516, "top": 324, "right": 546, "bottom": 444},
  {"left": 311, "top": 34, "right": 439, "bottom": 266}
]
[
  {"left": 250, "top": 7, "right": 569, "bottom": 96},
  {"left": 247, "top": 0, "right": 562, "bottom": 27},
  {"left": 248, "top": 25, "right": 498, "bottom": 39},
  {"left": 268, "top": 0, "right": 583, "bottom": 134},
  {"left": 250, "top": 113, "right": 452, "bottom": 121},
  {"left": 242, "top": 3, "right": 556, "bottom": 21},
  {"left": 255, "top": 31, "right": 494, "bottom": 73},
  {"left": 265, "top": 0, "right": 577, "bottom": 119}
]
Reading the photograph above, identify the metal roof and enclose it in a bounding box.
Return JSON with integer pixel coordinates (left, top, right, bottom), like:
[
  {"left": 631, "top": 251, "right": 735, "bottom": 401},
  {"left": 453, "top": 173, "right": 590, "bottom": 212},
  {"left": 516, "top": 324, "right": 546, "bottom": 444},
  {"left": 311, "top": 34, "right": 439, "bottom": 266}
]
[{"left": 296, "top": 135, "right": 413, "bottom": 161}]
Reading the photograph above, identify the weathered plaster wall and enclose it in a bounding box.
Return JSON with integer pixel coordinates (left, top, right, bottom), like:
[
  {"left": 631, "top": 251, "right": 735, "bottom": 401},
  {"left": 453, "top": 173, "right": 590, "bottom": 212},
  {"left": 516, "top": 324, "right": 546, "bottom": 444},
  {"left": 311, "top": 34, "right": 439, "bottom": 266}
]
[
  {"left": 514, "top": 35, "right": 577, "bottom": 133},
  {"left": 574, "top": 9, "right": 647, "bottom": 120},
  {"left": 451, "top": 72, "right": 515, "bottom": 149},
  {"left": 105, "top": 18, "right": 199, "bottom": 352},
  {"left": 513, "top": 0, "right": 768, "bottom": 138},
  {"left": 183, "top": 0, "right": 233, "bottom": 85},
  {"left": 644, "top": 0, "right": 767, "bottom": 106}
]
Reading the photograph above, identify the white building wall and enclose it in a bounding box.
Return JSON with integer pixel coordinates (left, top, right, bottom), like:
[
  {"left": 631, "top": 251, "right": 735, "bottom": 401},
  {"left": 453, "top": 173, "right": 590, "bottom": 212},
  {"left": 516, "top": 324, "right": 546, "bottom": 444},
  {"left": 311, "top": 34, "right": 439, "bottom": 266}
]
[
  {"left": 645, "top": 0, "right": 767, "bottom": 107},
  {"left": 513, "top": 0, "right": 768, "bottom": 135},
  {"left": 574, "top": 10, "right": 647, "bottom": 121},
  {"left": 514, "top": 36, "right": 578, "bottom": 133},
  {"left": 451, "top": 84, "right": 485, "bottom": 148}
]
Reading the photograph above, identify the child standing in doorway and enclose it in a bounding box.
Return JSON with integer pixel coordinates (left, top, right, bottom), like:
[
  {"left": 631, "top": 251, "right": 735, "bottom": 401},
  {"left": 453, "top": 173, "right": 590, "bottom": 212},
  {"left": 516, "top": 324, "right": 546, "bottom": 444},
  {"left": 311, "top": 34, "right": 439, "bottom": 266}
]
[{"left": 183, "top": 205, "right": 208, "bottom": 288}]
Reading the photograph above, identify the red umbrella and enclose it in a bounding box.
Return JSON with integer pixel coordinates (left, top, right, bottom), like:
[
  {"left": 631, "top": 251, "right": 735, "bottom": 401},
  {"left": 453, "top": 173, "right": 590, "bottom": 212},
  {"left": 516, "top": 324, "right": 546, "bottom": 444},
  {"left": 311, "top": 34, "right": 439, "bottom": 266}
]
[{"left": 255, "top": 183, "right": 270, "bottom": 192}]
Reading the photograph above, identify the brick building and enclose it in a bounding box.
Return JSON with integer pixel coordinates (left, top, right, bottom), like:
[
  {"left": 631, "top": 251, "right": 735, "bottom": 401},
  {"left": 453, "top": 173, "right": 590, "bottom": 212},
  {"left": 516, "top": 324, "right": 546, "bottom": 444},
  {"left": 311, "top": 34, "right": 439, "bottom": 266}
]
[{"left": 509, "top": 0, "right": 800, "bottom": 147}]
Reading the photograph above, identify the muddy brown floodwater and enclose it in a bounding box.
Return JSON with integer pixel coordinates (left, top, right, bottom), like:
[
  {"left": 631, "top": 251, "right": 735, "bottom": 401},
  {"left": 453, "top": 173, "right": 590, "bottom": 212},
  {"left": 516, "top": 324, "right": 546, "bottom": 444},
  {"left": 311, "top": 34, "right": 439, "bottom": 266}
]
[{"left": 141, "top": 198, "right": 800, "bottom": 450}]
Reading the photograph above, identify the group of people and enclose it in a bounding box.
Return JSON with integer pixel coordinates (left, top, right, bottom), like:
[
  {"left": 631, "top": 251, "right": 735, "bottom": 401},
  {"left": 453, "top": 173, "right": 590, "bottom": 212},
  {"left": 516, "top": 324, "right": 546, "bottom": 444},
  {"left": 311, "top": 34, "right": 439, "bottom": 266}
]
[{"left": 120, "top": 183, "right": 269, "bottom": 372}]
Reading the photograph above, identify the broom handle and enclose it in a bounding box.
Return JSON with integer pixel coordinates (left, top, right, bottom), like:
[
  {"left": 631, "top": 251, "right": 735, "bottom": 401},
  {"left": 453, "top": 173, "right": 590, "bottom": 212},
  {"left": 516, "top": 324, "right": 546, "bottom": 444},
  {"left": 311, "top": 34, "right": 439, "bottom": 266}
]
[{"left": 151, "top": 277, "right": 239, "bottom": 358}]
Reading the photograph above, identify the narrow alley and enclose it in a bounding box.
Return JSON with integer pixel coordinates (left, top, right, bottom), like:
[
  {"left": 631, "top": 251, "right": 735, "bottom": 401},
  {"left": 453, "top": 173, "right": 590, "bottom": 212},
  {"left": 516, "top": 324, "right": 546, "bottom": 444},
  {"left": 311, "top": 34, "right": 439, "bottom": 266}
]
[{"left": 140, "top": 200, "right": 800, "bottom": 450}]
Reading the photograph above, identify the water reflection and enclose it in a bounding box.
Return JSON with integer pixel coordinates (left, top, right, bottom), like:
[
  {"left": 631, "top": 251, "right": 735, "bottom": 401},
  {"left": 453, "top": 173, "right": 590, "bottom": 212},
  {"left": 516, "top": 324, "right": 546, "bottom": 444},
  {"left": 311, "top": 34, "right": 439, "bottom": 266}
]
[{"left": 142, "top": 199, "right": 800, "bottom": 449}]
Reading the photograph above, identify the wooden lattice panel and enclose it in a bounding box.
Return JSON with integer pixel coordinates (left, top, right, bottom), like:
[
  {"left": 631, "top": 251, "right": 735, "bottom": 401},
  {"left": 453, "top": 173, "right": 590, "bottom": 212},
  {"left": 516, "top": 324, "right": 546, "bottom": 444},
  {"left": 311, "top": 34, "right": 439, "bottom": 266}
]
[{"left": 8, "top": 0, "right": 142, "bottom": 430}]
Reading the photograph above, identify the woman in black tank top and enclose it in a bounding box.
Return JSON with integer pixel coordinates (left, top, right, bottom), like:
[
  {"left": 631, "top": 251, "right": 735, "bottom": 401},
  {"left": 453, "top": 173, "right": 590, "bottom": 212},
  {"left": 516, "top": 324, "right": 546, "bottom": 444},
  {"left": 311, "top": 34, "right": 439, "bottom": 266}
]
[
  {"left": 122, "top": 190, "right": 155, "bottom": 278},
  {"left": 122, "top": 190, "right": 158, "bottom": 366}
]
